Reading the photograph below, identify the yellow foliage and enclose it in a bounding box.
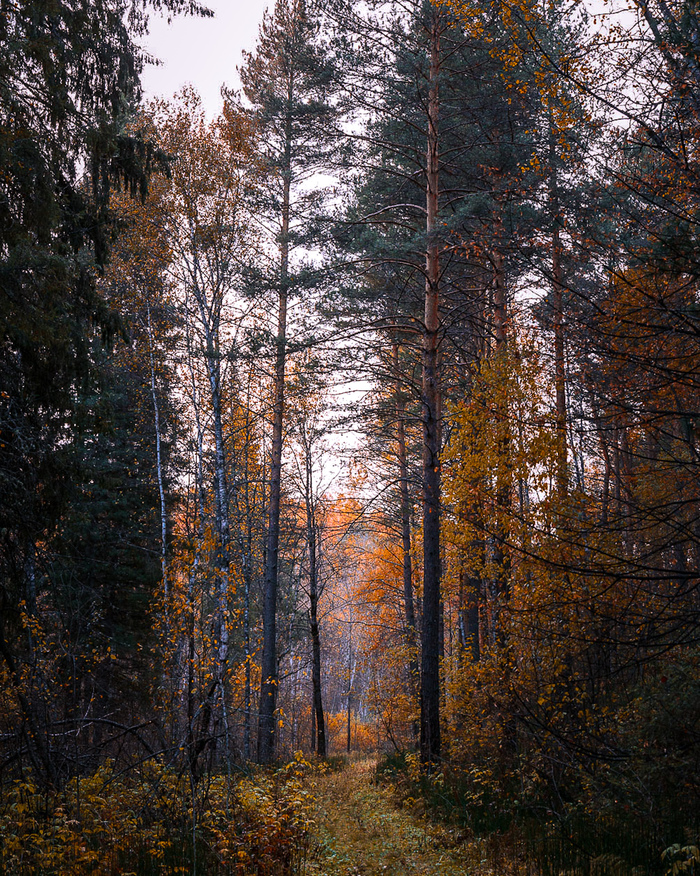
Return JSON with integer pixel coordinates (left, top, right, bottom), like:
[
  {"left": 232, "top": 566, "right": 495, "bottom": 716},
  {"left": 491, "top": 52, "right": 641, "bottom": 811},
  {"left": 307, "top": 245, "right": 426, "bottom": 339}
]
[{"left": 0, "top": 759, "right": 315, "bottom": 875}]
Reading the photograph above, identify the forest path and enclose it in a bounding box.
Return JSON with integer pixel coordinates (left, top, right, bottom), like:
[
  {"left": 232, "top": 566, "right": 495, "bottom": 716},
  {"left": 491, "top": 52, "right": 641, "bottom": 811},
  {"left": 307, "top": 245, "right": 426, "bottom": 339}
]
[{"left": 306, "top": 758, "right": 474, "bottom": 876}]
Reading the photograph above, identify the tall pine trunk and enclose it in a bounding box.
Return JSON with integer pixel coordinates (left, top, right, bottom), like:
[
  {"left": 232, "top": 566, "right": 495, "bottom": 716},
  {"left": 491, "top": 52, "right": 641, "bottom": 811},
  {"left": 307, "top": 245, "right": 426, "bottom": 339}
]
[
  {"left": 307, "top": 501, "right": 326, "bottom": 756},
  {"left": 420, "top": 6, "right": 441, "bottom": 768},
  {"left": 258, "top": 107, "right": 291, "bottom": 765},
  {"left": 393, "top": 339, "right": 419, "bottom": 742}
]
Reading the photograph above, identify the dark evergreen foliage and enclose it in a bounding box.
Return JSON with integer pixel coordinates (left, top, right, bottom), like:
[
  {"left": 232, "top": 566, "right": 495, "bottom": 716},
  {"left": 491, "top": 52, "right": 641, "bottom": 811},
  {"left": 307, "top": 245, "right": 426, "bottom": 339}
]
[{"left": 0, "top": 0, "right": 206, "bottom": 787}]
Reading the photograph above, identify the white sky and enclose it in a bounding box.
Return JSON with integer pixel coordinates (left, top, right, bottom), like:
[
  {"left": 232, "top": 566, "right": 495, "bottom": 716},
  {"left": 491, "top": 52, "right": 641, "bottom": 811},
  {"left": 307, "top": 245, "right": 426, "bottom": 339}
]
[{"left": 140, "top": 0, "right": 271, "bottom": 117}]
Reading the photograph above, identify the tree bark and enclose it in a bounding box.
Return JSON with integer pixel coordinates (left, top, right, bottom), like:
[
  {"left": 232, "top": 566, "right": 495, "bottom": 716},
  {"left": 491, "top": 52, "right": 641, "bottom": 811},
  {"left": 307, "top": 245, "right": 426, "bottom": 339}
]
[
  {"left": 346, "top": 614, "right": 355, "bottom": 754},
  {"left": 549, "top": 125, "right": 568, "bottom": 501},
  {"left": 392, "top": 340, "right": 419, "bottom": 742},
  {"left": 301, "top": 425, "right": 327, "bottom": 757},
  {"left": 183, "top": 290, "right": 219, "bottom": 773},
  {"left": 308, "top": 518, "right": 326, "bottom": 756},
  {"left": 420, "top": 6, "right": 441, "bottom": 768},
  {"left": 258, "top": 101, "right": 292, "bottom": 765},
  {"left": 145, "top": 301, "right": 168, "bottom": 626}
]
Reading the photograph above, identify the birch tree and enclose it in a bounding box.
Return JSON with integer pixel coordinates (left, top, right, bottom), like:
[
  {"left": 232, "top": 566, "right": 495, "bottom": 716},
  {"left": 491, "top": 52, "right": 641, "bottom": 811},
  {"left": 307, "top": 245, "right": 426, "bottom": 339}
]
[{"left": 151, "top": 90, "right": 260, "bottom": 766}]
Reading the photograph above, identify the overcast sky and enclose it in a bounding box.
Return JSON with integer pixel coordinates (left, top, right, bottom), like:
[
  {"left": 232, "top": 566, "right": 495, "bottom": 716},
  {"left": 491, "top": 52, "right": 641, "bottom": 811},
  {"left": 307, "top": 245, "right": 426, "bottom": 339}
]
[{"left": 140, "top": 0, "right": 271, "bottom": 117}]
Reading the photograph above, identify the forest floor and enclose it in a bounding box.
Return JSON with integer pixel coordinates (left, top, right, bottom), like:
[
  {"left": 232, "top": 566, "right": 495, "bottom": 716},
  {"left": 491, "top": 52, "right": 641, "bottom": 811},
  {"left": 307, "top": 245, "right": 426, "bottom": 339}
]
[{"left": 305, "top": 757, "right": 478, "bottom": 876}]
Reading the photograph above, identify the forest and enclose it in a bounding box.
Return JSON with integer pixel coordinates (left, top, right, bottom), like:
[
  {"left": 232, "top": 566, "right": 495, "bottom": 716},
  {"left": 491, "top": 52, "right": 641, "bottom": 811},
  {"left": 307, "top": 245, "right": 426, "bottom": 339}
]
[{"left": 1, "top": 0, "right": 699, "bottom": 873}]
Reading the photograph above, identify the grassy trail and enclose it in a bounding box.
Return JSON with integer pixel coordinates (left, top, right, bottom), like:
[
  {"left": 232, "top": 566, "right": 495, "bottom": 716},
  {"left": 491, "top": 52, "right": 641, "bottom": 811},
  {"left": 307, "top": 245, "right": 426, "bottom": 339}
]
[{"left": 306, "top": 758, "right": 476, "bottom": 876}]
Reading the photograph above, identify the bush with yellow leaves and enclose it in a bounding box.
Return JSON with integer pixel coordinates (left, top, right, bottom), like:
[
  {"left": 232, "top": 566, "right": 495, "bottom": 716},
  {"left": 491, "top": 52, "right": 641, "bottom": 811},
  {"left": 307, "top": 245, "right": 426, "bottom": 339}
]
[{"left": 0, "top": 752, "right": 315, "bottom": 875}]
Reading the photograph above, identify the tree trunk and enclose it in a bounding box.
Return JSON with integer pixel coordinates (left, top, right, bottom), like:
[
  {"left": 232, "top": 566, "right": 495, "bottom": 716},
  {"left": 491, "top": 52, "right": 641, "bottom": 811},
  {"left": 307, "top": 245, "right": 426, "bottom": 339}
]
[
  {"left": 549, "top": 125, "right": 568, "bottom": 500},
  {"left": 420, "top": 6, "right": 441, "bottom": 768},
  {"left": 243, "top": 534, "right": 252, "bottom": 761},
  {"left": 204, "top": 326, "right": 230, "bottom": 684},
  {"left": 392, "top": 339, "right": 420, "bottom": 743},
  {"left": 257, "top": 285, "right": 287, "bottom": 764},
  {"left": 258, "top": 104, "right": 292, "bottom": 765},
  {"left": 309, "top": 525, "right": 326, "bottom": 756},
  {"left": 145, "top": 301, "right": 168, "bottom": 627},
  {"left": 229, "top": 382, "right": 257, "bottom": 762},
  {"left": 304, "top": 439, "right": 327, "bottom": 758},
  {"left": 347, "top": 619, "right": 354, "bottom": 754},
  {"left": 491, "top": 250, "right": 511, "bottom": 643},
  {"left": 187, "top": 241, "right": 232, "bottom": 736},
  {"left": 184, "top": 299, "right": 216, "bottom": 774}
]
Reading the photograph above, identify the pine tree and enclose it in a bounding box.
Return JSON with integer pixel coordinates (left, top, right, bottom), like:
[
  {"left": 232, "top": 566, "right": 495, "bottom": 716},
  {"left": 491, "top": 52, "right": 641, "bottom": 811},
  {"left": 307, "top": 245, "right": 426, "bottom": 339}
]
[
  {"left": 239, "top": 0, "right": 339, "bottom": 763},
  {"left": 334, "top": 0, "right": 542, "bottom": 764}
]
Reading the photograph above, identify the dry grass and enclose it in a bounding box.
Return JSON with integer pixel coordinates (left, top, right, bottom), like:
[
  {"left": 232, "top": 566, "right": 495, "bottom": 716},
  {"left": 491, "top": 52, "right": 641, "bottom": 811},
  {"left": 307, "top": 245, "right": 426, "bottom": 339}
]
[{"left": 306, "top": 758, "right": 483, "bottom": 876}]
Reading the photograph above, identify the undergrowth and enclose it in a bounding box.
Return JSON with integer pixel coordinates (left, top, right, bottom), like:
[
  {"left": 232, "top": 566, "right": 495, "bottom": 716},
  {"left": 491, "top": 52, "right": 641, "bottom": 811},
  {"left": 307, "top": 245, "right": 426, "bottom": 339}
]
[
  {"left": 0, "top": 752, "right": 315, "bottom": 876},
  {"left": 374, "top": 752, "right": 700, "bottom": 876}
]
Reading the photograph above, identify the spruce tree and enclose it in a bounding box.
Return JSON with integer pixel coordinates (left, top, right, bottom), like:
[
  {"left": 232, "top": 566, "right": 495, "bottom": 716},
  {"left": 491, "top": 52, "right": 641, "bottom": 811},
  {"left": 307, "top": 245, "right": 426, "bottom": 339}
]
[{"left": 0, "top": 0, "right": 208, "bottom": 786}]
